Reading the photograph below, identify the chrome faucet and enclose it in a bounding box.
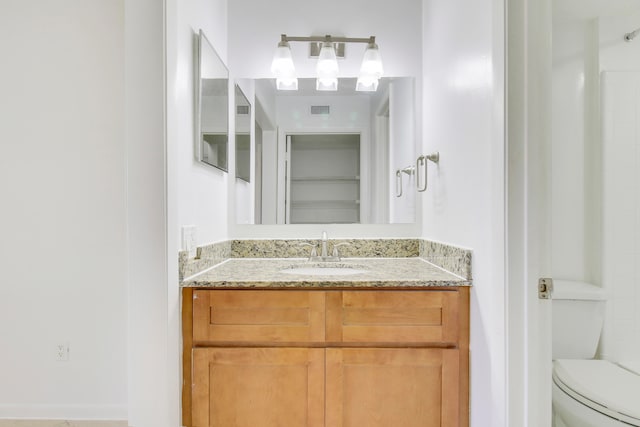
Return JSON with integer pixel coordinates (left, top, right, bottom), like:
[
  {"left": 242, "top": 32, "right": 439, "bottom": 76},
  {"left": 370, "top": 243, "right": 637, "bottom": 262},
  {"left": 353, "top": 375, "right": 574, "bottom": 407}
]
[
  {"left": 300, "top": 232, "right": 350, "bottom": 262},
  {"left": 309, "top": 231, "right": 348, "bottom": 261},
  {"left": 321, "top": 231, "right": 329, "bottom": 259}
]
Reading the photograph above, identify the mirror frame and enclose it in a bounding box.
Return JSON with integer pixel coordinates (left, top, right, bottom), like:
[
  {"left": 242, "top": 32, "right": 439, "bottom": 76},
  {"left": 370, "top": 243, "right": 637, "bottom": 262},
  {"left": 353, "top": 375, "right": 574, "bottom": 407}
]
[{"left": 196, "top": 29, "right": 229, "bottom": 172}]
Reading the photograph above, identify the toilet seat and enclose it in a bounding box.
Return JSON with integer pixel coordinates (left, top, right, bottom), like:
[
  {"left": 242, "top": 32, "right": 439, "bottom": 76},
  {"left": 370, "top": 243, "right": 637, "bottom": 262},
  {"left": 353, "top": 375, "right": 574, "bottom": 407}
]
[{"left": 553, "top": 359, "right": 640, "bottom": 426}]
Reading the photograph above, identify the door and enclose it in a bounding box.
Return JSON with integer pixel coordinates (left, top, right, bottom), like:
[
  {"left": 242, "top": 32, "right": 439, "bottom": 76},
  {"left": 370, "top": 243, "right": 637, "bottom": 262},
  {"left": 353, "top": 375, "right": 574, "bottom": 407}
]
[
  {"left": 325, "top": 348, "right": 460, "bottom": 427},
  {"left": 507, "top": 0, "right": 553, "bottom": 425},
  {"left": 192, "top": 348, "right": 325, "bottom": 427}
]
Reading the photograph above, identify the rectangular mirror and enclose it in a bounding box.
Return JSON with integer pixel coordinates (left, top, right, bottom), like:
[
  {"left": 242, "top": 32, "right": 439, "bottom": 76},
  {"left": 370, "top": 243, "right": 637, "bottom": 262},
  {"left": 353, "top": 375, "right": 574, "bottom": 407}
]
[
  {"left": 235, "top": 84, "right": 251, "bottom": 182},
  {"left": 196, "top": 30, "right": 229, "bottom": 171},
  {"left": 246, "top": 77, "right": 417, "bottom": 225}
]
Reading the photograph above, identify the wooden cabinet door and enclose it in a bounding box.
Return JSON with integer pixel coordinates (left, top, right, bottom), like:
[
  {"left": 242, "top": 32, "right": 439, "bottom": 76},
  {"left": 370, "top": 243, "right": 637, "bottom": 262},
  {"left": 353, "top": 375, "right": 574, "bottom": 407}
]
[
  {"left": 326, "top": 290, "right": 460, "bottom": 345},
  {"left": 325, "top": 348, "right": 460, "bottom": 427},
  {"left": 192, "top": 290, "right": 326, "bottom": 344},
  {"left": 192, "top": 347, "right": 325, "bottom": 427}
]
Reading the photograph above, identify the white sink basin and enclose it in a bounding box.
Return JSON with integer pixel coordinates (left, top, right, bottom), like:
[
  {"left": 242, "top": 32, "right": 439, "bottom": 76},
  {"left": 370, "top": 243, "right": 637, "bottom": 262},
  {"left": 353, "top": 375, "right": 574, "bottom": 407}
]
[{"left": 280, "top": 265, "right": 367, "bottom": 276}]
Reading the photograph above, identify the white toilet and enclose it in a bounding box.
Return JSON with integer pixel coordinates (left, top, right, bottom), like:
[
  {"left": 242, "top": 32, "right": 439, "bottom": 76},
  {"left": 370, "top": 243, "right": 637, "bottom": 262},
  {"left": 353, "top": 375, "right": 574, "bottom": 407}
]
[{"left": 552, "top": 280, "right": 640, "bottom": 427}]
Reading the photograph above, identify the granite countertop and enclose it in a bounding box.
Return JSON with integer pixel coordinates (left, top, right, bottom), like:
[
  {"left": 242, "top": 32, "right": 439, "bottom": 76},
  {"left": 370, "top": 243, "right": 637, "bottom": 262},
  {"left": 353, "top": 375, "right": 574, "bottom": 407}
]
[{"left": 182, "top": 257, "right": 470, "bottom": 288}]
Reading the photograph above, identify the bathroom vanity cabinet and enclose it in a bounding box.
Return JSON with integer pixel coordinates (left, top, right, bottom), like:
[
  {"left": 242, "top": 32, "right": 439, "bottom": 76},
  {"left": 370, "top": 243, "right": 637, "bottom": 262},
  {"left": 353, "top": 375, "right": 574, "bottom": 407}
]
[{"left": 182, "top": 287, "right": 469, "bottom": 427}]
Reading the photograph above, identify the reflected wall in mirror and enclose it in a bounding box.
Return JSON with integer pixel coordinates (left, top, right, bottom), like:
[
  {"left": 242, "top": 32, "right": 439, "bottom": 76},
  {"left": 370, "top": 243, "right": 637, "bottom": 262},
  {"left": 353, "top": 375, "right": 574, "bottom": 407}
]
[
  {"left": 249, "top": 77, "right": 416, "bottom": 225},
  {"left": 235, "top": 85, "right": 251, "bottom": 182},
  {"left": 196, "top": 30, "right": 229, "bottom": 171}
]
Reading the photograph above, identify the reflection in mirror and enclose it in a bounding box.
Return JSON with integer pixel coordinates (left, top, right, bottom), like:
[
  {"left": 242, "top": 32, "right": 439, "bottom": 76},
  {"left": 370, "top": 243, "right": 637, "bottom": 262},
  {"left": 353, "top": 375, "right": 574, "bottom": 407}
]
[
  {"left": 287, "top": 134, "right": 360, "bottom": 224},
  {"left": 235, "top": 85, "right": 251, "bottom": 182},
  {"left": 196, "top": 30, "right": 229, "bottom": 171},
  {"left": 248, "top": 77, "right": 416, "bottom": 225}
]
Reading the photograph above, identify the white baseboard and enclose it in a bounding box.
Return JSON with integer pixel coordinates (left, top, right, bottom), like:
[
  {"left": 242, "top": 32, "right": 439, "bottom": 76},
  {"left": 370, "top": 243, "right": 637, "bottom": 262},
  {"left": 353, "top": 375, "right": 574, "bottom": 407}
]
[
  {"left": 0, "top": 404, "right": 127, "bottom": 422},
  {"left": 0, "top": 422, "right": 127, "bottom": 427}
]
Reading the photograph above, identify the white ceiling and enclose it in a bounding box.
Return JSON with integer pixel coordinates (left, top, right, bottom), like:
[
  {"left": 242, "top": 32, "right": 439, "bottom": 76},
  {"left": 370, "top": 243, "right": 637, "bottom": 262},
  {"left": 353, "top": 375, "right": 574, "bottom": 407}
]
[{"left": 554, "top": 0, "right": 640, "bottom": 22}]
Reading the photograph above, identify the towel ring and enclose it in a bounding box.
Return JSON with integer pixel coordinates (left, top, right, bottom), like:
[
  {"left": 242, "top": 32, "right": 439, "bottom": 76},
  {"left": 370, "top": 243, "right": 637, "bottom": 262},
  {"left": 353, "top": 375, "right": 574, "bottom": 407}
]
[
  {"left": 395, "top": 165, "right": 415, "bottom": 197},
  {"left": 416, "top": 152, "right": 440, "bottom": 192}
]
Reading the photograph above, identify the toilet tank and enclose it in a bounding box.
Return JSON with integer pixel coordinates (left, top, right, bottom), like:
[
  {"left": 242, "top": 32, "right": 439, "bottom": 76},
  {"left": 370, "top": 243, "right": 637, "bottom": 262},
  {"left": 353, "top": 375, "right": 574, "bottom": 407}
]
[{"left": 552, "top": 280, "right": 607, "bottom": 360}]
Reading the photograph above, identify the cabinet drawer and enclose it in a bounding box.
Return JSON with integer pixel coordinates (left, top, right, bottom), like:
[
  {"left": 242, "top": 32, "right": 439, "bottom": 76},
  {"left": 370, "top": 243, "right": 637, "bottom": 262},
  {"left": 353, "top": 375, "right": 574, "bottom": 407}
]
[
  {"left": 327, "top": 291, "right": 459, "bottom": 344},
  {"left": 192, "top": 290, "right": 325, "bottom": 344}
]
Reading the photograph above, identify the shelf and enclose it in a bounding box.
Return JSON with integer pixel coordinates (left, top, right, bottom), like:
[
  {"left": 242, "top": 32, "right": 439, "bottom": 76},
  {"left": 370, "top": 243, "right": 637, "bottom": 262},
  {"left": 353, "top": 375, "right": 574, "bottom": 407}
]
[
  {"left": 291, "top": 200, "right": 360, "bottom": 209},
  {"left": 291, "top": 176, "right": 360, "bottom": 182},
  {"left": 292, "top": 221, "right": 360, "bottom": 224}
]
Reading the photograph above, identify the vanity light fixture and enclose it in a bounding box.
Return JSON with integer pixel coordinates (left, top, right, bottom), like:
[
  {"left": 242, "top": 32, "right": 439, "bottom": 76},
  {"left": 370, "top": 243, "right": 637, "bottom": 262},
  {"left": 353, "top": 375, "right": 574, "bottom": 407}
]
[
  {"left": 270, "top": 39, "right": 298, "bottom": 90},
  {"left": 271, "top": 34, "right": 383, "bottom": 92}
]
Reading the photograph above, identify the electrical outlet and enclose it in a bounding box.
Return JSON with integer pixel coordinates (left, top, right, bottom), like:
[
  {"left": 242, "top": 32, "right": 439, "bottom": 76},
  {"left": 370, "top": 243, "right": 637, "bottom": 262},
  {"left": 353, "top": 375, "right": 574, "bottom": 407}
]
[
  {"left": 182, "top": 225, "right": 197, "bottom": 258},
  {"left": 55, "top": 342, "right": 70, "bottom": 362}
]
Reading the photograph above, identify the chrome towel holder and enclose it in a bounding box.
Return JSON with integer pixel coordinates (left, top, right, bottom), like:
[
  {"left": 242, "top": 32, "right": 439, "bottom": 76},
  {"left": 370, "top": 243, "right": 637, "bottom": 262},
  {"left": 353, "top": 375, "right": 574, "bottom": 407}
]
[
  {"left": 416, "top": 152, "right": 439, "bottom": 192},
  {"left": 395, "top": 165, "right": 415, "bottom": 197}
]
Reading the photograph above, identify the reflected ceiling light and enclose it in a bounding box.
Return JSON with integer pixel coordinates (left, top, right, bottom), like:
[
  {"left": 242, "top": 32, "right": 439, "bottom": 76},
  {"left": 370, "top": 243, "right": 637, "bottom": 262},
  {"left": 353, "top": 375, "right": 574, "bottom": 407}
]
[
  {"left": 271, "top": 34, "right": 383, "bottom": 92},
  {"left": 270, "top": 39, "right": 298, "bottom": 90}
]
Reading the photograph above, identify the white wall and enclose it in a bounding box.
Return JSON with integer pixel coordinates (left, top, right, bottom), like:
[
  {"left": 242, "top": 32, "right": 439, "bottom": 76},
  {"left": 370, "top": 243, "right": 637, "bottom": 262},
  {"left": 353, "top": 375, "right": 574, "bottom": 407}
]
[
  {"left": 166, "top": 1, "right": 229, "bottom": 426},
  {"left": 421, "top": 0, "right": 505, "bottom": 425},
  {"left": 599, "top": 11, "right": 640, "bottom": 71},
  {"left": 0, "top": 0, "right": 127, "bottom": 419},
  {"left": 601, "top": 71, "right": 640, "bottom": 363},
  {"left": 549, "top": 9, "right": 640, "bottom": 364},
  {"left": 127, "top": 0, "right": 175, "bottom": 424},
  {"left": 389, "top": 79, "right": 417, "bottom": 223},
  {"left": 550, "top": 14, "right": 603, "bottom": 287},
  {"left": 551, "top": 20, "right": 592, "bottom": 281},
  {"left": 174, "top": 0, "right": 230, "bottom": 248},
  {"left": 597, "top": 10, "right": 640, "bottom": 363}
]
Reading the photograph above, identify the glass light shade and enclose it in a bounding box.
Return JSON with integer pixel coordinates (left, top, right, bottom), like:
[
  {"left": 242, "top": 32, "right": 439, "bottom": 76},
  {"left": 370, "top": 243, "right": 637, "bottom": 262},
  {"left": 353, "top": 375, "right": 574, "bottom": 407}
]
[
  {"left": 359, "top": 43, "right": 383, "bottom": 78},
  {"left": 355, "top": 75, "right": 379, "bottom": 92},
  {"left": 316, "top": 42, "right": 338, "bottom": 91},
  {"left": 316, "top": 43, "right": 339, "bottom": 76},
  {"left": 316, "top": 77, "right": 338, "bottom": 91},
  {"left": 271, "top": 42, "right": 296, "bottom": 77},
  {"left": 276, "top": 77, "right": 298, "bottom": 90}
]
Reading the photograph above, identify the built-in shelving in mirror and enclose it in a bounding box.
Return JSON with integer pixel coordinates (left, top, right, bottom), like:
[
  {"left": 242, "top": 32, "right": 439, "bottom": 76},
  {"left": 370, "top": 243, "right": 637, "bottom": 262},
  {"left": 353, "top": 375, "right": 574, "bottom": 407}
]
[{"left": 196, "top": 30, "right": 228, "bottom": 172}]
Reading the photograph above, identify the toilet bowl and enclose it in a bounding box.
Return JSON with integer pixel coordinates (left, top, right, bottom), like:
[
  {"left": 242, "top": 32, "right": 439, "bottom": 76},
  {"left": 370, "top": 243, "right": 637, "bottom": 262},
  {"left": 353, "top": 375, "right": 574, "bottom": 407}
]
[
  {"left": 552, "top": 359, "right": 640, "bottom": 427},
  {"left": 551, "top": 280, "right": 640, "bottom": 427}
]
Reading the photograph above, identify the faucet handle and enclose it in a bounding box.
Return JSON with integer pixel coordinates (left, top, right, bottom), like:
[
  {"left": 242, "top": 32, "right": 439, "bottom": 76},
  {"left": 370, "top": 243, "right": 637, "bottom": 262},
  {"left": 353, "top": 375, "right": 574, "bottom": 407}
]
[
  {"left": 299, "top": 242, "right": 318, "bottom": 259},
  {"left": 331, "top": 242, "right": 351, "bottom": 260}
]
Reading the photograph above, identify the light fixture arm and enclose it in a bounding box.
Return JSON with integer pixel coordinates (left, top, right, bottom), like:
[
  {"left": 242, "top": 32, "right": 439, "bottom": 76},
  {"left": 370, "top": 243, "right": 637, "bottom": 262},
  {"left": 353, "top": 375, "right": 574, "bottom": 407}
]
[{"left": 280, "top": 34, "right": 375, "bottom": 45}]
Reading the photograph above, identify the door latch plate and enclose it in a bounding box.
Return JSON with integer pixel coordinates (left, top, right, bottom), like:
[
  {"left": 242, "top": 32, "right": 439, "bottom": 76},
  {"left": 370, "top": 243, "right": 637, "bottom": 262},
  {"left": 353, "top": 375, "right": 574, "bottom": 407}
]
[{"left": 538, "top": 278, "right": 553, "bottom": 299}]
